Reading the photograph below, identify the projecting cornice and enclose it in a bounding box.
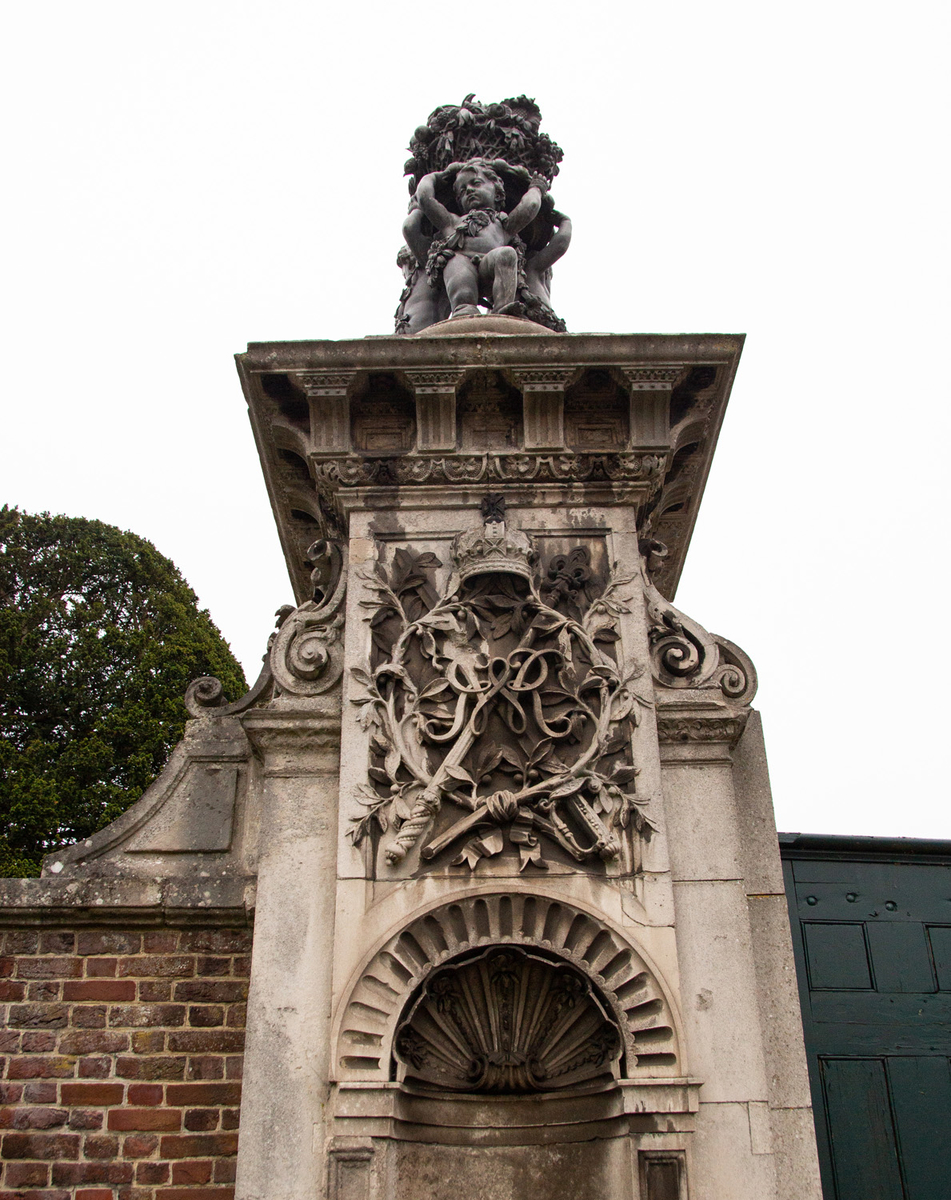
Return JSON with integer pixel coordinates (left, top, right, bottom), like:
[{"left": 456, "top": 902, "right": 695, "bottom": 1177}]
[{"left": 236, "top": 327, "right": 743, "bottom": 605}]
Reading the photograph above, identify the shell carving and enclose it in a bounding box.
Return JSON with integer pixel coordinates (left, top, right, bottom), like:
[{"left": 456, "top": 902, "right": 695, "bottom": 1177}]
[{"left": 394, "top": 945, "right": 622, "bottom": 1093}]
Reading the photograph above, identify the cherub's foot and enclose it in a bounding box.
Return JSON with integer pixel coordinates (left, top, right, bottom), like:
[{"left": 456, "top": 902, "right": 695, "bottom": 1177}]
[
  {"left": 494, "top": 301, "right": 527, "bottom": 318},
  {"left": 449, "top": 304, "right": 482, "bottom": 318}
]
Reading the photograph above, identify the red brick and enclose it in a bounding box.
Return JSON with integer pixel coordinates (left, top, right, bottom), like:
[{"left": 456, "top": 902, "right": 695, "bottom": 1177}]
[
  {"left": 64, "top": 980, "right": 135, "bottom": 1002},
  {"left": 173, "top": 982, "right": 246, "bottom": 1005},
  {"left": 184, "top": 1058, "right": 223, "bottom": 1081},
  {"left": 220, "top": 1109, "right": 240, "bottom": 1132},
  {"left": 78, "top": 1058, "right": 111, "bottom": 1078},
  {"left": 51, "top": 1161, "right": 134, "bottom": 1185},
  {"left": 0, "top": 1192, "right": 69, "bottom": 1200},
  {"left": 172, "top": 1160, "right": 213, "bottom": 1185},
  {"left": 195, "top": 958, "right": 230, "bottom": 977},
  {"left": 0, "top": 981, "right": 27, "bottom": 1002},
  {"left": 4, "top": 933, "right": 39, "bottom": 954},
  {"left": 22, "top": 1083, "right": 55, "bottom": 1104},
  {"left": 67, "top": 1110, "right": 103, "bottom": 1131},
  {"left": 159, "top": 1133, "right": 238, "bottom": 1158},
  {"left": 0, "top": 1086, "right": 22, "bottom": 1105},
  {"left": 224, "top": 1059, "right": 242, "bottom": 1081},
  {"left": 131, "top": 1032, "right": 166, "bottom": 1054},
  {"left": 213, "top": 1159, "right": 236, "bottom": 1183},
  {"left": 85, "top": 958, "right": 117, "bottom": 978},
  {"left": 60, "top": 1083, "right": 124, "bottom": 1106},
  {"left": 75, "top": 1190, "right": 114, "bottom": 1200},
  {"left": 184, "top": 1110, "right": 218, "bottom": 1132},
  {"left": 0, "top": 1034, "right": 20, "bottom": 1054},
  {"left": 108, "top": 1109, "right": 181, "bottom": 1132},
  {"left": 7, "top": 1058, "right": 74, "bottom": 1080},
  {"left": 166, "top": 1084, "right": 241, "bottom": 1107},
  {"left": 16, "top": 959, "right": 81, "bottom": 980},
  {"left": 232, "top": 957, "right": 250, "bottom": 976},
  {"left": 71, "top": 1006, "right": 107, "bottom": 1029},
  {"left": 188, "top": 1007, "right": 224, "bottom": 1029},
  {"left": 142, "top": 932, "right": 179, "bottom": 954},
  {"left": 115, "top": 1057, "right": 185, "bottom": 1082},
  {"left": 121, "top": 1132, "right": 159, "bottom": 1157},
  {"left": 127, "top": 1084, "right": 163, "bottom": 1106},
  {"left": 26, "top": 983, "right": 60, "bottom": 1001},
  {"left": 76, "top": 933, "right": 140, "bottom": 956},
  {"left": 59, "top": 1031, "right": 129, "bottom": 1056},
  {"left": 0, "top": 958, "right": 12, "bottom": 978},
  {"left": 83, "top": 1133, "right": 120, "bottom": 1158},
  {"left": 2, "top": 1161, "right": 49, "bottom": 1187},
  {"left": 109, "top": 1005, "right": 185, "bottom": 1029},
  {"left": 224, "top": 1005, "right": 246, "bottom": 1029},
  {"left": 7, "top": 1004, "right": 69, "bottom": 1029},
  {"left": 135, "top": 1161, "right": 169, "bottom": 1184},
  {"left": 138, "top": 981, "right": 172, "bottom": 1002},
  {"left": 10, "top": 1108, "right": 67, "bottom": 1130},
  {"left": 38, "top": 933, "right": 75, "bottom": 955},
  {"left": 179, "top": 930, "right": 250, "bottom": 954},
  {"left": 22, "top": 1032, "right": 58, "bottom": 1053},
  {"left": 117, "top": 957, "right": 194, "bottom": 980},
  {"left": 167, "top": 1032, "right": 243, "bottom": 1055},
  {"left": 161, "top": 1190, "right": 234, "bottom": 1200},
  {"left": 0, "top": 1132, "right": 80, "bottom": 1160}
]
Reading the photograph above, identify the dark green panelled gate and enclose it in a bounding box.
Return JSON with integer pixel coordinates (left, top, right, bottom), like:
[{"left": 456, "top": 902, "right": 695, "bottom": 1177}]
[{"left": 780, "top": 834, "right": 951, "bottom": 1200}]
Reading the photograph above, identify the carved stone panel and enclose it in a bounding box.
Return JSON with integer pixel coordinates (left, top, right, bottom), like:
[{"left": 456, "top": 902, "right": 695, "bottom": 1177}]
[
  {"left": 351, "top": 375, "right": 416, "bottom": 454},
  {"left": 347, "top": 504, "right": 653, "bottom": 878},
  {"left": 564, "top": 370, "right": 630, "bottom": 450},
  {"left": 457, "top": 372, "right": 522, "bottom": 451}
]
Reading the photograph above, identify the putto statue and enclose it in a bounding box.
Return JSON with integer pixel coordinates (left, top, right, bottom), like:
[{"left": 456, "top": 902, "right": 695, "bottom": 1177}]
[{"left": 395, "top": 96, "right": 571, "bottom": 335}]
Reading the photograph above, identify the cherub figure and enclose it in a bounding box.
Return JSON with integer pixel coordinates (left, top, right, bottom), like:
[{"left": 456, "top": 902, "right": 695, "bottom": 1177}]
[{"left": 415, "top": 158, "right": 544, "bottom": 319}]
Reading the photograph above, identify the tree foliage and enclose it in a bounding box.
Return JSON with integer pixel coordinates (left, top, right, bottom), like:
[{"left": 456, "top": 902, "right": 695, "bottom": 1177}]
[{"left": 0, "top": 507, "right": 247, "bottom": 876}]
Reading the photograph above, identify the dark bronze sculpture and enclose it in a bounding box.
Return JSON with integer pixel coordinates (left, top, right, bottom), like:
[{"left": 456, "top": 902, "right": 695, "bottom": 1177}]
[{"left": 395, "top": 96, "right": 571, "bottom": 335}]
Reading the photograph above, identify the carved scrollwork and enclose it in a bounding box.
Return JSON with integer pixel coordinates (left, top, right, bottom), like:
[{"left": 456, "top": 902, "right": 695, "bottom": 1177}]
[
  {"left": 349, "top": 503, "right": 653, "bottom": 874},
  {"left": 269, "top": 539, "right": 348, "bottom": 696},
  {"left": 393, "top": 945, "right": 622, "bottom": 1093},
  {"left": 183, "top": 606, "right": 297, "bottom": 718},
  {"left": 641, "top": 539, "right": 757, "bottom": 706}
]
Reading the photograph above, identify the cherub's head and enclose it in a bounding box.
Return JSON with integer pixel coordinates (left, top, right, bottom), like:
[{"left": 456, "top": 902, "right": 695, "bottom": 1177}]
[
  {"left": 453, "top": 159, "right": 505, "bottom": 212},
  {"left": 396, "top": 245, "right": 417, "bottom": 281}
]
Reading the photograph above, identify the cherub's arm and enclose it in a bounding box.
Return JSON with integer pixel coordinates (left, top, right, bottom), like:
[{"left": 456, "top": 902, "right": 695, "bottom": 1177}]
[
  {"left": 415, "top": 169, "right": 457, "bottom": 236},
  {"left": 499, "top": 164, "right": 544, "bottom": 235},
  {"left": 528, "top": 211, "right": 572, "bottom": 272}
]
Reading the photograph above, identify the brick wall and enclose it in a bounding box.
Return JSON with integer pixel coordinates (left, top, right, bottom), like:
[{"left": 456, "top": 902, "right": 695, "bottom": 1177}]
[{"left": 0, "top": 925, "right": 251, "bottom": 1200}]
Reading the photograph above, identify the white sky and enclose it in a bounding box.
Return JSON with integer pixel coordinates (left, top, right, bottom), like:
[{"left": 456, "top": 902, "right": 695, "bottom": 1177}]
[{"left": 3, "top": 1, "right": 949, "bottom": 838}]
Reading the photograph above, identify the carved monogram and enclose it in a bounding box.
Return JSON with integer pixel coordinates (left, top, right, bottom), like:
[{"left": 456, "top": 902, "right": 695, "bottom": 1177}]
[{"left": 348, "top": 507, "right": 653, "bottom": 873}]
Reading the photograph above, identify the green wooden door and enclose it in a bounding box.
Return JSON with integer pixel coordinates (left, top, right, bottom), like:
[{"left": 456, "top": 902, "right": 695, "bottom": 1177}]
[{"left": 782, "top": 841, "right": 951, "bottom": 1199}]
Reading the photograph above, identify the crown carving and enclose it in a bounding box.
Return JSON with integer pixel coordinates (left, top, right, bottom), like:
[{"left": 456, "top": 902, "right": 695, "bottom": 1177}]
[{"left": 451, "top": 498, "right": 537, "bottom": 582}]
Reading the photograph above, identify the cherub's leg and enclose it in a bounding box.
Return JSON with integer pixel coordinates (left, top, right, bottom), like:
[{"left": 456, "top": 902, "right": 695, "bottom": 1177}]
[
  {"left": 480, "top": 246, "right": 518, "bottom": 312},
  {"left": 443, "top": 254, "right": 481, "bottom": 317}
]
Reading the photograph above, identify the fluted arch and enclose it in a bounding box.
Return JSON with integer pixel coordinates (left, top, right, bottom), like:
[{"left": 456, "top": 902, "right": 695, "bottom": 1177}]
[{"left": 333, "top": 891, "right": 682, "bottom": 1084}]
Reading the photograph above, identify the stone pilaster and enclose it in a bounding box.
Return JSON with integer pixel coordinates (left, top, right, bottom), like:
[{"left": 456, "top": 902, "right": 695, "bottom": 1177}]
[
  {"left": 622, "top": 365, "right": 680, "bottom": 449},
  {"left": 235, "top": 707, "right": 341, "bottom": 1200},
  {"left": 510, "top": 367, "right": 573, "bottom": 450},
  {"left": 404, "top": 368, "right": 466, "bottom": 451},
  {"left": 299, "top": 371, "right": 354, "bottom": 455}
]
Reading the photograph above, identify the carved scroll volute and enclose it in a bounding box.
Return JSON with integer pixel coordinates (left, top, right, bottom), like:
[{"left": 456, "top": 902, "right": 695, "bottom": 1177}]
[
  {"left": 640, "top": 538, "right": 757, "bottom": 704},
  {"left": 269, "top": 539, "right": 348, "bottom": 696}
]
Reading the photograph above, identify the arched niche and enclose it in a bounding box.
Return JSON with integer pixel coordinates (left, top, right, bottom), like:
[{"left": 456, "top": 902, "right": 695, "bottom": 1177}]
[{"left": 333, "top": 891, "right": 682, "bottom": 1086}]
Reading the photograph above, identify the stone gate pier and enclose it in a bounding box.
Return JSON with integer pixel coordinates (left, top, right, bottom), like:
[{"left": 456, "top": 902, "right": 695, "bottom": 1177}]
[{"left": 0, "top": 96, "right": 822, "bottom": 1200}]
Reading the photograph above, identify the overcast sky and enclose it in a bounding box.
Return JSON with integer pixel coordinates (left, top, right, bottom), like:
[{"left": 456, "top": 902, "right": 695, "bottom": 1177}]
[{"left": 4, "top": 1, "right": 948, "bottom": 838}]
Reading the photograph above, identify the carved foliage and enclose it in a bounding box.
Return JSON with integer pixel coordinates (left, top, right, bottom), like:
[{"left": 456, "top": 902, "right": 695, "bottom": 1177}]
[
  {"left": 349, "top": 516, "right": 653, "bottom": 873},
  {"left": 394, "top": 945, "right": 621, "bottom": 1092}
]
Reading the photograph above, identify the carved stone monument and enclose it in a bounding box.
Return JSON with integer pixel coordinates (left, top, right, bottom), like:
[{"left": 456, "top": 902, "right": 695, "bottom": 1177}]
[{"left": 0, "top": 98, "right": 822, "bottom": 1200}]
